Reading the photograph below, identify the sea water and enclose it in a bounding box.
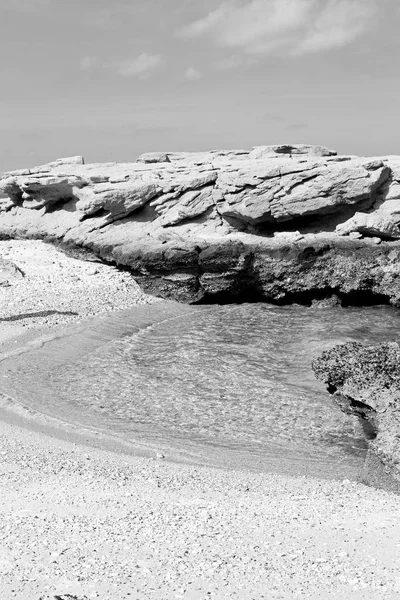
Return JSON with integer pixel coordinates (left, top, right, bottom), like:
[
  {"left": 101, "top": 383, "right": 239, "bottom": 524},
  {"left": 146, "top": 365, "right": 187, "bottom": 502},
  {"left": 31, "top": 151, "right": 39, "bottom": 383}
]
[{"left": 0, "top": 302, "right": 398, "bottom": 479}]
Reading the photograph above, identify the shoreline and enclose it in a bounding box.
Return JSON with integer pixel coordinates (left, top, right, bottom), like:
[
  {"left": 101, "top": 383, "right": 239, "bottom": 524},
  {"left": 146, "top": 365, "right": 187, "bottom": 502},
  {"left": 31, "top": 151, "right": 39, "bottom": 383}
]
[
  {"left": 0, "top": 239, "right": 158, "bottom": 334},
  {"left": 1, "top": 241, "right": 400, "bottom": 598},
  {"left": 2, "top": 392, "right": 400, "bottom": 599},
  {"left": 0, "top": 291, "right": 368, "bottom": 482}
]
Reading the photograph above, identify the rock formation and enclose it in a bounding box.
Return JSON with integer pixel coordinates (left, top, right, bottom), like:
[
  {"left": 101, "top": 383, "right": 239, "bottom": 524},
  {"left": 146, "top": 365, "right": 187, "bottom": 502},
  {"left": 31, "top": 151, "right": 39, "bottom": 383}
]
[
  {"left": 0, "top": 257, "right": 24, "bottom": 286},
  {"left": 1, "top": 144, "right": 400, "bottom": 303},
  {"left": 312, "top": 342, "right": 400, "bottom": 493}
]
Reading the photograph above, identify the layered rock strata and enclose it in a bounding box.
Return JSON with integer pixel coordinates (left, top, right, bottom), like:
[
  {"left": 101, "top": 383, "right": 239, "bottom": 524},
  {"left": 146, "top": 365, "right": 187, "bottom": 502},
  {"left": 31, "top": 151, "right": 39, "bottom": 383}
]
[
  {"left": 312, "top": 342, "right": 400, "bottom": 492},
  {"left": 1, "top": 144, "right": 400, "bottom": 303}
]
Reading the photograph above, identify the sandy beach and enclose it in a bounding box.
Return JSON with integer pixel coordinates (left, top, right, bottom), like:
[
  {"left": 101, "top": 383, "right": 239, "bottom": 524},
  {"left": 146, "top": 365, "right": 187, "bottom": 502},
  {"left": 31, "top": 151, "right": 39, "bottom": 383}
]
[
  {"left": 1, "top": 240, "right": 400, "bottom": 600},
  {"left": 0, "top": 239, "right": 157, "bottom": 336}
]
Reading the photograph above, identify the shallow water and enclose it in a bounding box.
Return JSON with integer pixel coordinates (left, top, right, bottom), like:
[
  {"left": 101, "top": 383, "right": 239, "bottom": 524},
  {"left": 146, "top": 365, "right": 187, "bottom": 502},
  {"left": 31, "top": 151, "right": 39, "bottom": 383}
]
[{"left": 1, "top": 302, "right": 399, "bottom": 478}]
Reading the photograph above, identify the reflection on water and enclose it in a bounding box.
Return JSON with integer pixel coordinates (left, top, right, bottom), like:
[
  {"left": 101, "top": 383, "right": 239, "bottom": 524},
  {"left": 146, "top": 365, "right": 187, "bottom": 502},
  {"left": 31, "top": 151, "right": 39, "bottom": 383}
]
[{"left": 1, "top": 303, "right": 399, "bottom": 478}]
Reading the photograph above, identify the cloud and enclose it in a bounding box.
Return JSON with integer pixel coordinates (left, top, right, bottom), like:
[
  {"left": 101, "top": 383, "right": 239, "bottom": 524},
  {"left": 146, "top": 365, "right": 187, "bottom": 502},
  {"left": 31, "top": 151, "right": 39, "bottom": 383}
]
[
  {"left": 178, "top": 0, "right": 312, "bottom": 51},
  {"left": 180, "top": 3, "right": 230, "bottom": 37},
  {"left": 185, "top": 67, "right": 203, "bottom": 80},
  {"left": 214, "top": 55, "right": 244, "bottom": 70},
  {"left": 295, "top": 0, "right": 377, "bottom": 54},
  {"left": 114, "top": 53, "right": 163, "bottom": 78},
  {"left": 178, "top": 0, "right": 379, "bottom": 57},
  {"left": 213, "top": 55, "right": 259, "bottom": 70},
  {"left": 79, "top": 53, "right": 163, "bottom": 79}
]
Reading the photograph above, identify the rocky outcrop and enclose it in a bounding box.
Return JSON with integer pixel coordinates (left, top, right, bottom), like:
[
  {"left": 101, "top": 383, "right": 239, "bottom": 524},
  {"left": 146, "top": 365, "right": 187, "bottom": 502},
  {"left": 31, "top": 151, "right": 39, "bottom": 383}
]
[
  {"left": 248, "top": 144, "right": 337, "bottom": 158},
  {"left": 0, "top": 258, "right": 24, "bottom": 286},
  {"left": 336, "top": 157, "right": 400, "bottom": 239},
  {"left": 312, "top": 342, "right": 400, "bottom": 493},
  {"left": 1, "top": 144, "right": 400, "bottom": 303}
]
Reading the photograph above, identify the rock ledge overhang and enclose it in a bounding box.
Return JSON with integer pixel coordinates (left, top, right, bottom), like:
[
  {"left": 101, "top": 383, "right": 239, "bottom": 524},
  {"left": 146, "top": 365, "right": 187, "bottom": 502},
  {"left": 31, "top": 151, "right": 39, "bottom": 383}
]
[{"left": 1, "top": 144, "right": 400, "bottom": 304}]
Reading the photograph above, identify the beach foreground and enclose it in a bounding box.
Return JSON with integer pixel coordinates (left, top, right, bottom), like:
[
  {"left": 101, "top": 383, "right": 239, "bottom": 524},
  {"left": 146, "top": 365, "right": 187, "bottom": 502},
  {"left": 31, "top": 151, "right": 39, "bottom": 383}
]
[
  {"left": 1, "top": 413, "right": 400, "bottom": 600},
  {"left": 1, "top": 241, "right": 400, "bottom": 599}
]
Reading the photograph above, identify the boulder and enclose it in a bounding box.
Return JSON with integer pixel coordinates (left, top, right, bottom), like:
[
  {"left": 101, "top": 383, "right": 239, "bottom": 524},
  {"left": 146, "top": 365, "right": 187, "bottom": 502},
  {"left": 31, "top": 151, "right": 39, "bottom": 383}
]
[
  {"left": 312, "top": 342, "right": 400, "bottom": 493},
  {"left": 0, "top": 258, "right": 24, "bottom": 286},
  {"left": 336, "top": 157, "right": 400, "bottom": 240},
  {"left": 215, "top": 159, "right": 388, "bottom": 224},
  {"left": 136, "top": 152, "right": 171, "bottom": 164}
]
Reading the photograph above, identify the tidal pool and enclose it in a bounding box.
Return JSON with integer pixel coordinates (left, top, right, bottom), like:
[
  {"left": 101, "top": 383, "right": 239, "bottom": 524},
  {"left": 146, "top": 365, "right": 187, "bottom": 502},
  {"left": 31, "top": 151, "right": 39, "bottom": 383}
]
[{"left": 1, "top": 302, "right": 398, "bottom": 478}]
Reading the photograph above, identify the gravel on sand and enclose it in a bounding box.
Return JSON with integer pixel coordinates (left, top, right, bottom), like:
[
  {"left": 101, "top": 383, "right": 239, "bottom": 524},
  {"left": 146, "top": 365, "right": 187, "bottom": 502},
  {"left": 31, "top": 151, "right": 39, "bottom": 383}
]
[
  {"left": 0, "top": 239, "right": 156, "bottom": 338},
  {"left": 1, "top": 419, "right": 400, "bottom": 600}
]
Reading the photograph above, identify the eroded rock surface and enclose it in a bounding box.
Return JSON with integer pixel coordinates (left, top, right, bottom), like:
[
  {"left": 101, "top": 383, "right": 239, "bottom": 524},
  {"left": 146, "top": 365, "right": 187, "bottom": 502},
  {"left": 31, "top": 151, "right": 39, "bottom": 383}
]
[
  {"left": 312, "top": 342, "right": 400, "bottom": 492},
  {"left": 1, "top": 145, "right": 400, "bottom": 303}
]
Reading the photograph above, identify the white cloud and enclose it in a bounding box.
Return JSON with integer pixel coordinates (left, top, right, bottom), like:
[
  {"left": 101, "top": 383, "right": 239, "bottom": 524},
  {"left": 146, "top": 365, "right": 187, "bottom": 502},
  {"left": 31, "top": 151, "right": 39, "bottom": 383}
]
[
  {"left": 178, "top": 0, "right": 379, "bottom": 58},
  {"left": 295, "top": 0, "right": 377, "bottom": 54},
  {"left": 180, "top": 3, "right": 230, "bottom": 38},
  {"left": 114, "top": 53, "right": 163, "bottom": 78},
  {"left": 178, "top": 0, "right": 312, "bottom": 51},
  {"left": 185, "top": 66, "right": 203, "bottom": 80}
]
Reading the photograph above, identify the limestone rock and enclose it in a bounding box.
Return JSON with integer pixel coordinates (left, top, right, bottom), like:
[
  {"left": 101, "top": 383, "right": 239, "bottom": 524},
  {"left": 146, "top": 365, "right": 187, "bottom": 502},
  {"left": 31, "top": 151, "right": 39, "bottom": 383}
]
[
  {"left": 43, "top": 155, "right": 85, "bottom": 168},
  {"left": 1, "top": 146, "right": 400, "bottom": 304},
  {"left": 337, "top": 210, "right": 400, "bottom": 240},
  {"left": 0, "top": 257, "right": 24, "bottom": 286},
  {"left": 335, "top": 157, "right": 400, "bottom": 239},
  {"left": 137, "top": 149, "right": 250, "bottom": 166},
  {"left": 216, "top": 159, "right": 389, "bottom": 225},
  {"left": 249, "top": 144, "right": 337, "bottom": 158},
  {"left": 2, "top": 156, "right": 85, "bottom": 179},
  {"left": 312, "top": 342, "right": 400, "bottom": 493},
  {"left": 75, "top": 180, "right": 161, "bottom": 222},
  {"left": 137, "top": 151, "right": 171, "bottom": 164}
]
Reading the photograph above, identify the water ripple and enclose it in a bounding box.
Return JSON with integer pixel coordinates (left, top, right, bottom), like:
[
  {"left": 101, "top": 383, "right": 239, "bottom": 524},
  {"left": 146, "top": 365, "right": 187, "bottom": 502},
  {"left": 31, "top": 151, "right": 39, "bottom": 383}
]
[{"left": 1, "top": 303, "right": 399, "bottom": 477}]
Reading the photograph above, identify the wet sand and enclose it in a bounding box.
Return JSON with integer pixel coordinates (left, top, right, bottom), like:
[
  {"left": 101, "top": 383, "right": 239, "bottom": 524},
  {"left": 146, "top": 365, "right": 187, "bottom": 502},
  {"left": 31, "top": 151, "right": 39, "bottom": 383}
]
[{"left": 1, "top": 240, "right": 400, "bottom": 600}]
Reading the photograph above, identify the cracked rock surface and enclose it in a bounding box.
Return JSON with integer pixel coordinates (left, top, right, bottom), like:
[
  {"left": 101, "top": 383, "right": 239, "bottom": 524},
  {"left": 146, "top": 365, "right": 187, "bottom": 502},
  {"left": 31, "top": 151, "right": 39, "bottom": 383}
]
[{"left": 2, "top": 145, "right": 400, "bottom": 303}]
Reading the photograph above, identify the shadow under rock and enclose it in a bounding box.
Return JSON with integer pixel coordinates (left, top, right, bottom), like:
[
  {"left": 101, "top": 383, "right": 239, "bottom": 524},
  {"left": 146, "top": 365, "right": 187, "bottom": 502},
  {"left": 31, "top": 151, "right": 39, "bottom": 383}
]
[{"left": 0, "top": 310, "right": 79, "bottom": 322}]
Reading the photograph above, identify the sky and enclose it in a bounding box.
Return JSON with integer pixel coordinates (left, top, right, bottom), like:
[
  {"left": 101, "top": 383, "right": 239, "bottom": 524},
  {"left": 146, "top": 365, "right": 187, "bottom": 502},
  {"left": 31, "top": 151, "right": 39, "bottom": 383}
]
[{"left": 0, "top": 0, "right": 399, "bottom": 171}]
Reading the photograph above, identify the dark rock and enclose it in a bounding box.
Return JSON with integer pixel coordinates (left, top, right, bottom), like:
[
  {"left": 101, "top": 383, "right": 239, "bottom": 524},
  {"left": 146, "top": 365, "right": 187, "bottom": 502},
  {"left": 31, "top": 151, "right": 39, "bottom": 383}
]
[
  {"left": 38, "top": 595, "right": 90, "bottom": 600},
  {"left": 312, "top": 342, "right": 400, "bottom": 493}
]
